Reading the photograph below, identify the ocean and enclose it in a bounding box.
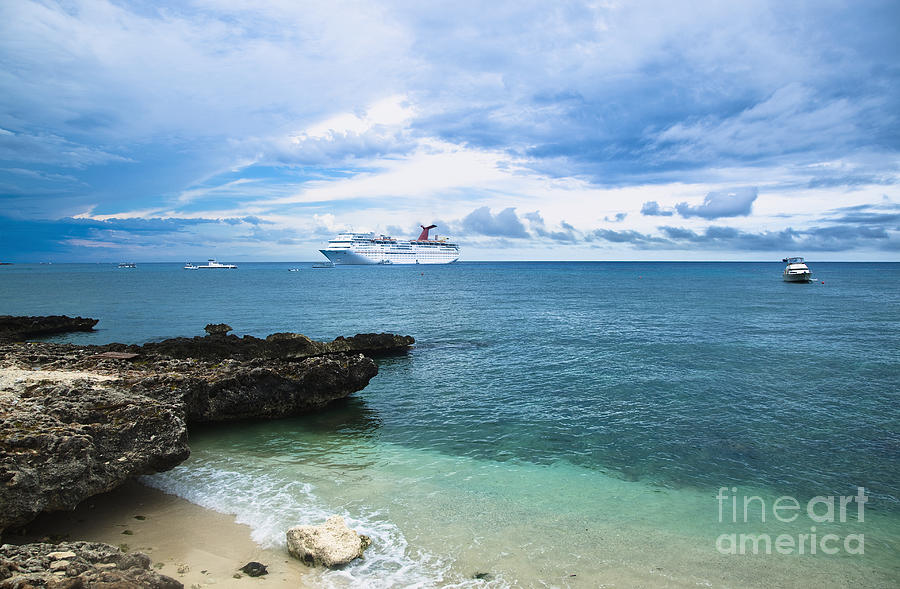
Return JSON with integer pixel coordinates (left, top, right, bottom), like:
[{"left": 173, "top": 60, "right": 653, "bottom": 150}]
[{"left": 2, "top": 261, "right": 898, "bottom": 587}]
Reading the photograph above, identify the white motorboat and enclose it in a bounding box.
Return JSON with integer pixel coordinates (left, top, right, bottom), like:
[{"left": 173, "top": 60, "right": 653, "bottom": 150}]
[
  {"left": 782, "top": 257, "right": 811, "bottom": 282},
  {"left": 184, "top": 259, "right": 237, "bottom": 269},
  {"left": 197, "top": 259, "right": 237, "bottom": 269}
]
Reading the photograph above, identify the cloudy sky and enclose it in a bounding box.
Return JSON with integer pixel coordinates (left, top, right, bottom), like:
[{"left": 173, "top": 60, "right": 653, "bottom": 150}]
[{"left": 1, "top": 0, "right": 898, "bottom": 261}]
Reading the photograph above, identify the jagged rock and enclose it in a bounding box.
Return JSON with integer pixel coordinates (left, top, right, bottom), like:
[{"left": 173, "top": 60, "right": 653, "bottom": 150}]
[
  {"left": 118, "top": 331, "right": 414, "bottom": 362},
  {"left": 0, "top": 373, "right": 189, "bottom": 533},
  {"left": 0, "top": 541, "right": 181, "bottom": 588},
  {"left": 0, "top": 316, "right": 98, "bottom": 342},
  {"left": 203, "top": 323, "right": 232, "bottom": 337},
  {"left": 128, "top": 353, "right": 379, "bottom": 422},
  {"left": 286, "top": 516, "right": 372, "bottom": 568},
  {"left": 0, "top": 323, "right": 414, "bottom": 533}
]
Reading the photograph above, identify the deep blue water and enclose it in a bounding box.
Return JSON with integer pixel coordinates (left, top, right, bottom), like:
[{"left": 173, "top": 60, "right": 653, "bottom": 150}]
[{"left": 2, "top": 261, "right": 899, "bottom": 586}]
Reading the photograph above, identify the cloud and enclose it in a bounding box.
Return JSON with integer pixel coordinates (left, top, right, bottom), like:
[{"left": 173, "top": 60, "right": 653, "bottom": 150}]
[
  {"left": 0, "top": 130, "right": 133, "bottom": 168},
  {"left": 674, "top": 187, "right": 758, "bottom": 219},
  {"left": 1, "top": 1, "right": 898, "bottom": 260},
  {"left": 462, "top": 207, "right": 529, "bottom": 238},
  {"left": 642, "top": 188, "right": 758, "bottom": 220},
  {"left": 808, "top": 175, "right": 897, "bottom": 189},
  {"left": 640, "top": 201, "right": 673, "bottom": 216},
  {"left": 522, "top": 211, "right": 578, "bottom": 242},
  {"left": 656, "top": 223, "right": 895, "bottom": 252},
  {"left": 0, "top": 215, "right": 285, "bottom": 260},
  {"left": 588, "top": 229, "right": 671, "bottom": 247}
]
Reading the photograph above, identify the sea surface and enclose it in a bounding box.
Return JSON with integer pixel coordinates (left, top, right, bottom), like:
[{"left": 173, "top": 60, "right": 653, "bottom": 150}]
[{"left": 2, "top": 261, "right": 898, "bottom": 587}]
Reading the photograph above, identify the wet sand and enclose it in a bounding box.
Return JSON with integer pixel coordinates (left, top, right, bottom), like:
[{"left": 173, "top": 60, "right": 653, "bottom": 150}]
[{"left": 6, "top": 479, "right": 312, "bottom": 588}]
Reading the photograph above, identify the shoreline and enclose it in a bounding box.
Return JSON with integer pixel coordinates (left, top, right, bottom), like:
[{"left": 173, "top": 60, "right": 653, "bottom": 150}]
[{"left": 4, "top": 479, "right": 313, "bottom": 588}]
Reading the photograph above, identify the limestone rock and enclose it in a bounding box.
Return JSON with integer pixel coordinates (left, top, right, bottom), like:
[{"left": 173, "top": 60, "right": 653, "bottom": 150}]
[
  {"left": 286, "top": 516, "right": 372, "bottom": 568},
  {"left": 0, "top": 322, "right": 413, "bottom": 533},
  {"left": 129, "top": 352, "right": 379, "bottom": 422},
  {"left": 0, "top": 374, "right": 189, "bottom": 534}
]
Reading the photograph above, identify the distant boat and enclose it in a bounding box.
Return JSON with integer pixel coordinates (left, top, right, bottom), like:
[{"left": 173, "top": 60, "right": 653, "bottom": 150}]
[
  {"left": 782, "top": 257, "right": 811, "bottom": 282},
  {"left": 195, "top": 258, "right": 237, "bottom": 269},
  {"left": 185, "top": 259, "right": 237, "bottom": 269},
  {"left": 289, "top": 267, "right": 300, "bottom": 272},
  {"left": 0, "top": 262, "right": 12, "bottom": 266},
  {"left": 117, "top": 262, "right": 136, "bottom": 269}
]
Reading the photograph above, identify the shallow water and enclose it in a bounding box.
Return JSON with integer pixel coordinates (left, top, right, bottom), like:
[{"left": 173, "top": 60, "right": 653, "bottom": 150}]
[{"left": 3, "top": 261, "right": 899, "bottom": 586}]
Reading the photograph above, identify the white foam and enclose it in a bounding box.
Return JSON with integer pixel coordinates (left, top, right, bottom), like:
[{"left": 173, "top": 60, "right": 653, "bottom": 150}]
[{"left": 142, "top": 461, "right": 507, "bottom": 588}]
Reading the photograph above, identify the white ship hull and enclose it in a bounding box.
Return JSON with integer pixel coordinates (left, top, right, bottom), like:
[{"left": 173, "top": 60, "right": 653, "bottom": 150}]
[
  {"left": 319, "top": 248, "right": 459, "bottom": 265},
  {"left": 319, "top": 226, "right": 459, "bottom": 266}
]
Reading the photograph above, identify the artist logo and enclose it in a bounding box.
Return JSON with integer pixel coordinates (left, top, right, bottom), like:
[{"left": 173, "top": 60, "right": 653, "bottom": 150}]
[{"left": 714, "top": 487, "right": 867, "bottom": 555}]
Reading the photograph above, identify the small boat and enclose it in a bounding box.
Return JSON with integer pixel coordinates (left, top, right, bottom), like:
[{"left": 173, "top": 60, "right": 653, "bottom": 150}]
[
  {"left": 289, "top": 267, "right": 300, "bottom": 272},
  {"left": 117, "top": 262, "right": 136, "bottom": 269},
  {"left": 782, "top": 257, "right": 811, "bottom": 282},
  {"left": 189, "top": 259, "right": 238, "bottom": 269}
]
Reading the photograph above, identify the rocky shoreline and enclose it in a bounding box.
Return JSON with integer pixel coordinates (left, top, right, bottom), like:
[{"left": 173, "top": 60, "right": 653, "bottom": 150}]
[{"left": 0, "top": 316, "right": 413, "bottom": 587}]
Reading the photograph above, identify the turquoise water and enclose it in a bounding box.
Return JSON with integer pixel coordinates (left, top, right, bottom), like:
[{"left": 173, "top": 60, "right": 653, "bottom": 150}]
[{"left": 2, "top": 262, "right": 898, "bottom": 586}]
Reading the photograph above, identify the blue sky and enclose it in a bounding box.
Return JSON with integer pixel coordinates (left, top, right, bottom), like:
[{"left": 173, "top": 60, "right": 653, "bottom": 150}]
[{"left": 1, "top": 0, "right": 898, "bottom": 262}]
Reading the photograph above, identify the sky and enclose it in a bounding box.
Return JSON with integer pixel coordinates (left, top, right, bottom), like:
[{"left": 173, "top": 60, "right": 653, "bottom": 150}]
[{"left": 1, "top": 0, "right": 899, "bottom": 262}]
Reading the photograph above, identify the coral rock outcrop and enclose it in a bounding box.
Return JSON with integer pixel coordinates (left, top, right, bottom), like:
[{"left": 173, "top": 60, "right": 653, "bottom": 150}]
[{"left": 286, "top": 516, "right": 372, "bottom": 568}]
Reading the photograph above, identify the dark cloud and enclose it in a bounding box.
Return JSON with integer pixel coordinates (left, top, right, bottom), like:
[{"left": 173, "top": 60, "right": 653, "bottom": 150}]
[
  {"left": 830, "top": 212, "right": 900, "bottom": 225},
  {"left": 584, "top": 217, "right": 898, "bottom": 252},
  {"left": 462, "top": 207, "right": 529, "bottom": 238},
  {"left": 588, "top": 229, "right": 671, "bottom": 247},
  {"left": 641, "top": 201, "right": 673, "bottom": 216},
  {"left": 657, "top": 223, "right": 894, "bottom": 252},
  {"left": 675, "top": 187, "right": 757, "bottom": 219},
  {"left": 808, "top": 175, "right": 897, "bottom": 189},
  {"left": 408, "top": 3, "right": 900, "bottom": 186},
  {"left": 0, "top": 130, "right": 133, "bottom": 169},
  {"left": 822, "top": 203, "right": 900, "bottom": 225}
]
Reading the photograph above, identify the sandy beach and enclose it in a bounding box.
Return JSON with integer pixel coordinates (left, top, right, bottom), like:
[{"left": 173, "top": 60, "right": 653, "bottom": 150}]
[{"left": 6, "top": 479, "right": 312, "bottom": 588}]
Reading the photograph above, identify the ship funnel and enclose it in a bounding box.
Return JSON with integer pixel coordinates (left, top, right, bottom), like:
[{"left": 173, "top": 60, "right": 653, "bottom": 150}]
[{"left": 418, "top": 224, "right": 437, "bottom": 241}]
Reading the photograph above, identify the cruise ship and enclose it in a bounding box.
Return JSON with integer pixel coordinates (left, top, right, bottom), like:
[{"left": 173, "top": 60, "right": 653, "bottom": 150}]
[{"left": 319, "top": 224, "right": 460, "bottom": 265}]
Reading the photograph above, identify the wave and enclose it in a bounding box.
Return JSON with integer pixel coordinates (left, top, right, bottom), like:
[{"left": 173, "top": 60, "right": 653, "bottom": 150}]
[{"left": 142, "top": 462, "right": 509, "bottom": 588}]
